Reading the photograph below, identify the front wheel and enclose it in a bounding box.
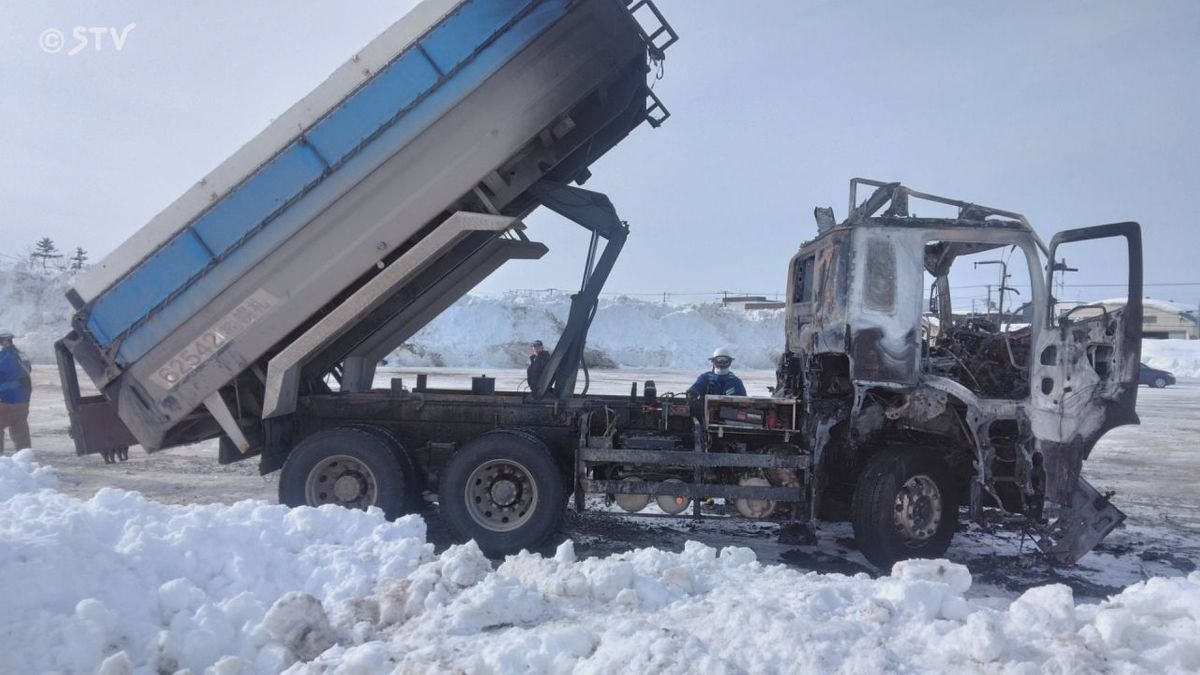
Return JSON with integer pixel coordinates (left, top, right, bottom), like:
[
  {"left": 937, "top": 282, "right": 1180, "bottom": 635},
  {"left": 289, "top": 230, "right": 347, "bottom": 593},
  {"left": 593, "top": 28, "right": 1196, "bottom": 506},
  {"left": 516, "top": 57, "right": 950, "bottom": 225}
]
[
  {"left": 851, "top": 447, "right": 958, "bottom": 570},
  {"left": 438, "top": 430, "right": 565, "bottom": 556},
  {"left": 1152, "top": 376, "right": 1168, "bottom": 389}
]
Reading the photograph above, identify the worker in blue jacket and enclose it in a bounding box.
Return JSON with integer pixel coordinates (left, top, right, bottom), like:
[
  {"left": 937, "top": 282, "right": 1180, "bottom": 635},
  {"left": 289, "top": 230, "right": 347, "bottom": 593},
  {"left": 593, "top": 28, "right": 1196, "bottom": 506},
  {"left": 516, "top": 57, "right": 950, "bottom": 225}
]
[
  {"left": 0, "top": 331, "right": 33, "bottom": 452},
  {"left": 688, "top": 347, "right": 746, "bottom": 397}
]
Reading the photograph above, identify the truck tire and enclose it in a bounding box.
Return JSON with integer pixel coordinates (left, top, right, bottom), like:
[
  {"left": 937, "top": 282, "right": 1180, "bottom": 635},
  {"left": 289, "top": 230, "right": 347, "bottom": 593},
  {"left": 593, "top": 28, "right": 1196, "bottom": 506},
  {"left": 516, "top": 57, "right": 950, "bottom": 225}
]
[
  {"left": 438, "top": 429, "right": 566, "bottom": 557},
  {"left": 279, "top": 427, "right": 415, "bottom": 519},
  {"left": 485, "top": 427, "right": 573, "bottom": 511},
  {"left": 346, "top": 424, "right": 424, "bottom": 512},
  {"left": 851, "top": 447, "right": 958, "bottom": 570}
]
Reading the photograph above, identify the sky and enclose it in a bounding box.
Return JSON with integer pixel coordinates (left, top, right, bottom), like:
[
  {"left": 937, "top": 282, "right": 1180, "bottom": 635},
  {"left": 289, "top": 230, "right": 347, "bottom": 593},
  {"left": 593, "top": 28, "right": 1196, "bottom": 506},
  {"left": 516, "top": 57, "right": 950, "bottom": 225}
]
[{"left": 2, "top": 0, "right": 1199, "bottom": 309}]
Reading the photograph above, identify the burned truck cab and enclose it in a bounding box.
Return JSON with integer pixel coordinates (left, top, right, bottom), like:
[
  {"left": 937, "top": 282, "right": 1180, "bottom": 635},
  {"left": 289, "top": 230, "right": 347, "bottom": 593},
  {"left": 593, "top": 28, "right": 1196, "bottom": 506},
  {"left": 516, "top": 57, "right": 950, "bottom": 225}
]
[{"left": 780, "top": 179, "right": 1143, "bottom": 567}]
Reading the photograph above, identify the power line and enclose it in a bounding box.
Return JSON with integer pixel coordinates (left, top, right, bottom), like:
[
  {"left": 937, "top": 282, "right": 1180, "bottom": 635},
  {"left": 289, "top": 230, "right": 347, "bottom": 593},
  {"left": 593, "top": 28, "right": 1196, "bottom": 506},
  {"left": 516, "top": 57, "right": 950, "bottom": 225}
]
[{"left": 954, "top": 282, "right": 1200, "bottom": 289}]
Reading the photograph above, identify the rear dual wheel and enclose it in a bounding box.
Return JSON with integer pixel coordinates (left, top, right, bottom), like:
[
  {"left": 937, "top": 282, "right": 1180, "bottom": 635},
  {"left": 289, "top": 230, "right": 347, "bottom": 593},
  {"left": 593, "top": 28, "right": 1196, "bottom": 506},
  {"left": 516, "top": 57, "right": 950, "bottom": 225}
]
[
  {"left": 279, "top": 426, "right": 419, "bottom": 519},
  {"left": 438, "top": 430, "right": 566, "bottom": 557}
]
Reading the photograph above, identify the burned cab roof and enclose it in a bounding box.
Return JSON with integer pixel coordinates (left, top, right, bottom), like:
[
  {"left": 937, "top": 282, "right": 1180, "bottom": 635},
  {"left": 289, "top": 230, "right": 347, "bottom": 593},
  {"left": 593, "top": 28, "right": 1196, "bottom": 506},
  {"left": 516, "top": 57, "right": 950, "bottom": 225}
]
[{"left": 801, "top": 178, "right": 1045, "bottom": 251}]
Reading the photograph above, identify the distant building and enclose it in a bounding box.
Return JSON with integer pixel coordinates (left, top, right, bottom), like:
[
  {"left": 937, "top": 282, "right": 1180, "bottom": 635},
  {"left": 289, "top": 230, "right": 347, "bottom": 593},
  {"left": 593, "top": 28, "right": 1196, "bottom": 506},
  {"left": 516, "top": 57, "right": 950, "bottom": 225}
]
[
  {"left": 1024, "top": 298, "right": 1199, "bottom": 340},
  {"left": 721, "top": 294, "right": 785, "bottom": 311},
  {"left": 1099, "top": 298, "right": 1198, "bottom": 340}
]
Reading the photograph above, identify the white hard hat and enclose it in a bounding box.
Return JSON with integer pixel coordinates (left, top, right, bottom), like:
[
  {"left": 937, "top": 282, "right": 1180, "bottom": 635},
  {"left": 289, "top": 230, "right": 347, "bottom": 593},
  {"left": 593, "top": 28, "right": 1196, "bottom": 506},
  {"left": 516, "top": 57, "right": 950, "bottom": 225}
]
[
  {"left": 0, "top": 331, "right": 13, "bottom": 340},
  {"left": 709, "top": 347, "right": 734, "bottom": 362}
]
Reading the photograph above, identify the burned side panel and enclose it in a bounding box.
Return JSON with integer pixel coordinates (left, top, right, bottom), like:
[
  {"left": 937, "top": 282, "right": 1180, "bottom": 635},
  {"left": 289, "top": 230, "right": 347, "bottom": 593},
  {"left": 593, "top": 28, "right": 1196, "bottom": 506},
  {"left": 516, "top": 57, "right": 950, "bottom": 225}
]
[
  {"left": 786, "top": 229, "right": 851, "bottom": 360},
  {"left": 846, "top": 228, "right": 924, "bottom": 386}
]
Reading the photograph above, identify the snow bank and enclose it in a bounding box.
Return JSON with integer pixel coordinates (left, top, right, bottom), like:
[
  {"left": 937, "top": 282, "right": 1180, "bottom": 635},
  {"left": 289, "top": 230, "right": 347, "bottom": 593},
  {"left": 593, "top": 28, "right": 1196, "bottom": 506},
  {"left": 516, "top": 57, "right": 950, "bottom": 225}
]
[
  {"left": 389, "top": 291, "right": 784, "bottom": 370},
  {"left": 3, "top": 453, "right": 1199, "bottom": 673},
  {"left": 0, "top": 262, "right": 77, "bottom": 363},
  {"left": 8, "top": 262, "right": 1197, "bottom": 375},
  {"left": 1, "top": 265, "right": 781, "bottom": 367},
  {"left": 1142, "top": 339, "right": 1200, "bottom": 378},
  {"left": 0, "top": 450, "right": 431, "bottom": 674}
]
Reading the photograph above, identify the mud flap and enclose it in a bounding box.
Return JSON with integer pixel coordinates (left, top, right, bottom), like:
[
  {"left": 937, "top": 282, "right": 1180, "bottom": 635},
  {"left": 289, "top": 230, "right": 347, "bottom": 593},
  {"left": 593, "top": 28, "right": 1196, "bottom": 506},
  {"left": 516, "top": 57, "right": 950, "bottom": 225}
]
[{"left": 1037, "top": 477, "right": 1125, "bottom": 564}]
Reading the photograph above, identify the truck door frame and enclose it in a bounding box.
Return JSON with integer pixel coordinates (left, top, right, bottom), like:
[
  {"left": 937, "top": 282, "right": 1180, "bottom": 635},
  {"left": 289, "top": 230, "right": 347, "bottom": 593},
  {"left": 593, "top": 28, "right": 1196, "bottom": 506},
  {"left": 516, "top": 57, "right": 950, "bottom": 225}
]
[{"left": 1028, "top": 222, "right": 1142, "bottom": 503}]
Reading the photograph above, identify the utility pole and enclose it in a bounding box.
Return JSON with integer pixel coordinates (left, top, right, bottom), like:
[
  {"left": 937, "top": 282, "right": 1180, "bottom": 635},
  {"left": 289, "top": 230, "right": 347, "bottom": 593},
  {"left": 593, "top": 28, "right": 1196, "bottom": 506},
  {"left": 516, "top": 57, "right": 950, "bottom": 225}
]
[
  {"left": 975, "top": 259, "right": 1018, "bottom": 324},
  {"left": 1051, "top": 258, "right": 1076, "bottom": 300}
]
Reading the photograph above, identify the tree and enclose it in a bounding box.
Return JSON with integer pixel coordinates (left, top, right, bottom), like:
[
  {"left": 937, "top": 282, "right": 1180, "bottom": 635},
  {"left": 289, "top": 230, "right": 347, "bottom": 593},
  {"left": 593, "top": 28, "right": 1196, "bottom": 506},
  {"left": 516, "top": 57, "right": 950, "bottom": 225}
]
[
  {"left": 31, "top": 238, "right": 62, "bottom": 270},
  {"left": 70, "top": 246, "right": 88, "bottom": 270}
]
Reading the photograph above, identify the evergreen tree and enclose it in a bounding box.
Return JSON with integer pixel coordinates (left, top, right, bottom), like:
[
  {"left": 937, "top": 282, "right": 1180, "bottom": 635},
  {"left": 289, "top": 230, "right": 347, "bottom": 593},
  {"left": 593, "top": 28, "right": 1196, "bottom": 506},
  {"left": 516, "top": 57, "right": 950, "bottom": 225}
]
[
  {"left": 70, "top": 246, "right": 88, "bottom": 270},
  {"left": 31, "top": 238, "right": 63, "bottom": 270}
]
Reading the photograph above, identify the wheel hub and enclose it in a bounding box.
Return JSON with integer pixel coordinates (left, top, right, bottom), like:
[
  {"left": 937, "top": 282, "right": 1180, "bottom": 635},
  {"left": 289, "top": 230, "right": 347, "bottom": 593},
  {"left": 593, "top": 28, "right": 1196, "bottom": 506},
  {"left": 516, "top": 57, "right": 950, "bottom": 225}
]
[
  {"left": 306, "top": 455, "right": 378, "bottom": 509},
  {"left": 893, "top": 474, "right": 942, "bottom": 545},
  {"left": 489, "top": 477, "right": 520, "bottom": 507},
  {"left": 465, "top": 459, "right": 538, "bottom": 532},
  {"left": 333, "top": 474, "right": 366, "bottom": 502}
]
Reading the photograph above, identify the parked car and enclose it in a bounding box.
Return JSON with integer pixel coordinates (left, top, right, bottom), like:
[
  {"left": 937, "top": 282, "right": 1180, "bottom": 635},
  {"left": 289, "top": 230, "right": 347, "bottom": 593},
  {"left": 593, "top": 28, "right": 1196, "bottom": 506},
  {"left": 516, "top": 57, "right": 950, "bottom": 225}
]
[{"left": 1139, "top": 363, "right": 1177, "bottom": 388}]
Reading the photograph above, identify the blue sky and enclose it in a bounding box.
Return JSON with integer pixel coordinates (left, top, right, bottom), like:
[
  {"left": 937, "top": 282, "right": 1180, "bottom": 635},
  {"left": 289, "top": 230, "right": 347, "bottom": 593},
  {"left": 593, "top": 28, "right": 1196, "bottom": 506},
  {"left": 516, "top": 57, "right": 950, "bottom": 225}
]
[{"left": 2, "top": 1, "right": 1198, "bottom": 308}]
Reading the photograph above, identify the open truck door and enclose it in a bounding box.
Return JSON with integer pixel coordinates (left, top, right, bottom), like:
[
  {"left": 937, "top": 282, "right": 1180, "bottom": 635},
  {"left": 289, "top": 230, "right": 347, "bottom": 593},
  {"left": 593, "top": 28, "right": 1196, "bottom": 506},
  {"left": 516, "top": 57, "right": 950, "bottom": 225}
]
[{"left": 1030, "top": 222, "right": 1142, "bottom": 563}]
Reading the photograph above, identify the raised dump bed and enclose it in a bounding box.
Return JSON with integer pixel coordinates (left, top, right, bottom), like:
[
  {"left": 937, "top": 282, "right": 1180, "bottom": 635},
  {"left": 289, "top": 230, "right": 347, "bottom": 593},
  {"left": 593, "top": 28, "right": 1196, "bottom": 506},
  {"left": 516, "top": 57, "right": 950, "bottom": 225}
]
[{"left": 57, "top": 0, "right": 676, "bottom": 454}]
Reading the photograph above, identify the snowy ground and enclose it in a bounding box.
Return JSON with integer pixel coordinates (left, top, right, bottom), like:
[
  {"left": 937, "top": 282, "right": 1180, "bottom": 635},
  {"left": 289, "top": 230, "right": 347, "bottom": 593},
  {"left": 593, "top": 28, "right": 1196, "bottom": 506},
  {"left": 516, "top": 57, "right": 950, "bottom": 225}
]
[{"left": 5, "top": 366, "right": 1200, "bottom": 672}]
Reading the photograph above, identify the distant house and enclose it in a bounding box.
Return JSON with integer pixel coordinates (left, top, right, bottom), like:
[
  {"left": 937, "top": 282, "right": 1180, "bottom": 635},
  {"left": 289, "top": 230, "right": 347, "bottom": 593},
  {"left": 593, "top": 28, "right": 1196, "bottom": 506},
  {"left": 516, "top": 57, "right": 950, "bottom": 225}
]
[
  {"left": 1011, "top": 297, "right": 1197, "bottom": 339},
  {"left": 1099, "top": 298, "right": 1198, "bottom": 340}
]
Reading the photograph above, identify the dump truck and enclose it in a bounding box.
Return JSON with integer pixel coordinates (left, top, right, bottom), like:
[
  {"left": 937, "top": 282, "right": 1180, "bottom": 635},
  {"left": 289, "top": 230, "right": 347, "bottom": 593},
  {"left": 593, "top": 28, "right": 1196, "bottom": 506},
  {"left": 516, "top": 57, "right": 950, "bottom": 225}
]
[{"left": 57, "top": 0, "right": 1144, "bottom": 568}]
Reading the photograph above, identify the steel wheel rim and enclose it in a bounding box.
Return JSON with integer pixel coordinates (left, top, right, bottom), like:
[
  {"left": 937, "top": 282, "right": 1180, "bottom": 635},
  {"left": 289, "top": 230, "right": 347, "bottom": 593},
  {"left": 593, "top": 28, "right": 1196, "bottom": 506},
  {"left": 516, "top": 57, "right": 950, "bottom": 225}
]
[
  {"left": 306, "top": 454, "right": 378, "bottom": 509},
  {"left": 464, "top": 458, "right": 538, "bottom": 532},
  {"left": 893, "top": 474, "right": 942, "bottom": 546}
]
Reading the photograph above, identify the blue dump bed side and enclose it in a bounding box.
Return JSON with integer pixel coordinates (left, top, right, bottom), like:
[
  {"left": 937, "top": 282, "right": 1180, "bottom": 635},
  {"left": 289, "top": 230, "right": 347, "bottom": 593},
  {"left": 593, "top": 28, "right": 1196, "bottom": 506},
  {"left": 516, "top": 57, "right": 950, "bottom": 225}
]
[
  {"left": 84, "top": 0, "right": 574, "bottom": 366},
  {"left": 58, "top": 0, "right": 675, "bottom": 452}
]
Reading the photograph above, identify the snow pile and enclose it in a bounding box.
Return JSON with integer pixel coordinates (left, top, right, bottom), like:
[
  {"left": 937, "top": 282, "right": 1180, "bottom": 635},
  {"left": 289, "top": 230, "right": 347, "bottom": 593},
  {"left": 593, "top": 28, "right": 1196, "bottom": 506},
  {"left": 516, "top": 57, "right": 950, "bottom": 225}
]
[
  {"left": 0, "top": 450, "right": 431, "bottom": 674},
  {"left": 0, "top": 261, "right": 77, "bottom": 362},
  {"left": 1142, "top": 339, "right": 1200, "bottom": 378},
  {"left": 3, "top": 453, "right": 1200, "bottom": 673},
  {"left": 389, "top": 291, "right": 784, "bottom": 370},
  {"left": 295, "top": 546, "right": 1200, "bottom": 673},
  {"left": 1, "top": 266, "right": 782, "bottom": 368},
  {"left": 8, "top": 264, "right": 1197, "bottom": 376}
]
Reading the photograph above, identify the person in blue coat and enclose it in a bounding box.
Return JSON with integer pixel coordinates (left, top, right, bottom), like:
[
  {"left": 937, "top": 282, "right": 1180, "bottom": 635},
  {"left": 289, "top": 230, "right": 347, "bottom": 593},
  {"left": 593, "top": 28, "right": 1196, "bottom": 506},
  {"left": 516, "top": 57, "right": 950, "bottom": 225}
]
[
  {"left": 688, "top": 347, "right": 746, "bottom": 397},
  {"left": 0, "top": 331, "right": 33, "bottom": 452}
]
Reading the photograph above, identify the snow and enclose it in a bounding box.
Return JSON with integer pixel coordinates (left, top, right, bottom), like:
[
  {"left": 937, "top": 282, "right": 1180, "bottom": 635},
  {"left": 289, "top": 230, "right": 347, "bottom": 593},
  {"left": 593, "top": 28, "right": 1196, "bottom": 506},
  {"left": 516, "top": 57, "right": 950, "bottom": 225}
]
[
  {"left": 0, "top": 450, "right": 430, "bottom": 674},
  {"left": 388, "top": 291, "right": 784, "bottom": 369},
  {"left": 0, "top": 262, "right": 78, "bottom": 362},
  {"left": 10, "top": 261, "right": 1192, "bottom": 376},
  {"left": 1142, "top": 338, "right": 1200, "bottom": 378},
  {"left": 2, "top": 263, "right": 783, "bottom": 368},
  {"left": 1098, "top": 296, "right": 1198, "bottom": 316},
  {"left": 3, "top": 451, "right": 1199, "bottom": 673}
]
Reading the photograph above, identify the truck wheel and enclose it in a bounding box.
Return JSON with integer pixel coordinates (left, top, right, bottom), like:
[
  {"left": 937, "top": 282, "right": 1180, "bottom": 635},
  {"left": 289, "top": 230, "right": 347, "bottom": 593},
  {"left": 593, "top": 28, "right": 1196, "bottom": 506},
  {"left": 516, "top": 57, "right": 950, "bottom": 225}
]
[
  {"left": 279, "top": 427, "right": 414, "bottom": 519},
  {"left": 851, "top": 447, "right": 958, "bottom": 570},
  {"left": 438, "top": 430, "right": 565, "bottom": 557},
  {"left": 346, "top": 424, "right": 424, "bottom": 512}
]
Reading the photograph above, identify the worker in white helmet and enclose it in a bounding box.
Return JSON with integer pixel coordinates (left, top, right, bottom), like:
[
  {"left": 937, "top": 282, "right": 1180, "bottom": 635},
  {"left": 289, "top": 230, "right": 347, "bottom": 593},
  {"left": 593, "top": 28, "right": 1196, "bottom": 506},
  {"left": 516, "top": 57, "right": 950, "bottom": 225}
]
[{"left": 687, "top": 347, "right": 746, "bottom": 397}]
